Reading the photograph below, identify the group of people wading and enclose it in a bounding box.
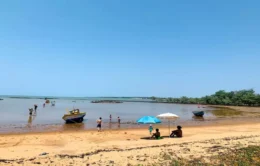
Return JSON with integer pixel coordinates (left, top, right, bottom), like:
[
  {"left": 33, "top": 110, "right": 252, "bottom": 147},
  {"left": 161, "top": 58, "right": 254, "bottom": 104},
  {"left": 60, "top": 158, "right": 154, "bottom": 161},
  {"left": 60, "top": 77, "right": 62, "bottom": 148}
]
[
  {"left": 28, "top": 100, "right": 54, "bottom": 115},
  {"left": 28, "top": 104, "right": 38, "bottom": 115},
  {"left": 96, "top": 115, "right": 121, "bottom": 132}
]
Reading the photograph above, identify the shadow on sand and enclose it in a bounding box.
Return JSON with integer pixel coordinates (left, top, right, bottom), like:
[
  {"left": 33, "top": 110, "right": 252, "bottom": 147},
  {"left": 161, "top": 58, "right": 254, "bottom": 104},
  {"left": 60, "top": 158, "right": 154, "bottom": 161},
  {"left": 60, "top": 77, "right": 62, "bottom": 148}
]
[{"left": 140, "top": 136, "right": 171, "bottom": 140}]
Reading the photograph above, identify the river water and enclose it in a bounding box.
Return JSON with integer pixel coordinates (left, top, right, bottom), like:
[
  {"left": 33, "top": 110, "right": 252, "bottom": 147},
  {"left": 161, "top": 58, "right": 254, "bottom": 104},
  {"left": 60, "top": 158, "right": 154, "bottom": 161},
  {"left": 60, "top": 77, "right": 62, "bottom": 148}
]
[{"left": 0, "top": 98, "right": 239, "bottom": 133}]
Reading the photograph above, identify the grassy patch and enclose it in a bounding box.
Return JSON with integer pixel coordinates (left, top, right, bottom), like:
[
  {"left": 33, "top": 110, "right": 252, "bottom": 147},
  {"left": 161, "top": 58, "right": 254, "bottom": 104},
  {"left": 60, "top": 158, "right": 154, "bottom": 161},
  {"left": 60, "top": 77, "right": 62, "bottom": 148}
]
[{"left": 142, "top": 146, "right": 260, "bottom": 166}]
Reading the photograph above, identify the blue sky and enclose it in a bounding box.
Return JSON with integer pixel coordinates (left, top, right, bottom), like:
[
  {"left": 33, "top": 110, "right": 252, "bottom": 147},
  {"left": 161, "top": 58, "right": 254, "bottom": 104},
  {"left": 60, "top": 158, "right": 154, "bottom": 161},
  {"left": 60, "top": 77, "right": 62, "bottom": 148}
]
[{"left": 0, "top": 0, "right": 260, "bottom": 97}]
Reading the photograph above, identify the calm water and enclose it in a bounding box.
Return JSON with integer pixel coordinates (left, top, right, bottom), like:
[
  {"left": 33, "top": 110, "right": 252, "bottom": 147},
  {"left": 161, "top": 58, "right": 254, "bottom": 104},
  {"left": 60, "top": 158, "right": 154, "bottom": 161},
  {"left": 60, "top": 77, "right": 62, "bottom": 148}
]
[{"left": 0, "top": 98, "right": 229, "bottom": 133}]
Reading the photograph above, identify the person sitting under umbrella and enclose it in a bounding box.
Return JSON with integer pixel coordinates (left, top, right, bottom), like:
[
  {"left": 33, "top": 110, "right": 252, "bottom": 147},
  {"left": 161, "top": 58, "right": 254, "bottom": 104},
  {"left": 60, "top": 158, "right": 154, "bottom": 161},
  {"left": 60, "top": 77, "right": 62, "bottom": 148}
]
[
  {"left": 170, "top": 126, "right": 182, "bottom": 138},
  {"left": 151, "top": 128, "right": 160, "bottom": 139}
]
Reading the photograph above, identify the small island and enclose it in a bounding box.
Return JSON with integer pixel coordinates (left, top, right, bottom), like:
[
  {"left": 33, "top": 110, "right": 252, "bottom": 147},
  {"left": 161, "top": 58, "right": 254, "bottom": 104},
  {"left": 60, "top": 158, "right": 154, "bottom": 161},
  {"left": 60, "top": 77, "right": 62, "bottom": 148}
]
[{"left": 91, "top": 100, "right": 123, "bottom": 104}]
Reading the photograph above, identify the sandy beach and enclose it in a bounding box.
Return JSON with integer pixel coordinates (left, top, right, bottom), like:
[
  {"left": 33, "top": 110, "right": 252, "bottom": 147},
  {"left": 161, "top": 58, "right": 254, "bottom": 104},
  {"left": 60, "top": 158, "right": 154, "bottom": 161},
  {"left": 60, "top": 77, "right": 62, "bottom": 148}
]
[{"left": 0, "top": 118, "right": 260, "bottom": 165}]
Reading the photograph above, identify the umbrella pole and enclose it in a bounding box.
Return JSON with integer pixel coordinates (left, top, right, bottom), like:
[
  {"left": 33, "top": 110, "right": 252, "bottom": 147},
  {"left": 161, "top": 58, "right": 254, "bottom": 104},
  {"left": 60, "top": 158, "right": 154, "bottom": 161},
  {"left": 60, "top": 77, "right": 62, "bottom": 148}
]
[{"left": 168, "top": 119, "right": 170, "bottom": 137}]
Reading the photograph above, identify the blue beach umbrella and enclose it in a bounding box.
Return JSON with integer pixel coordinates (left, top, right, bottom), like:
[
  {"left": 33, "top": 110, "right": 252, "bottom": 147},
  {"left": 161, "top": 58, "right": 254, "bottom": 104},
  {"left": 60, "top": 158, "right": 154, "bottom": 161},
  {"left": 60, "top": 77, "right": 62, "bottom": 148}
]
[{"left": 136, "top": 116, "right": 161, "bottom": 124}]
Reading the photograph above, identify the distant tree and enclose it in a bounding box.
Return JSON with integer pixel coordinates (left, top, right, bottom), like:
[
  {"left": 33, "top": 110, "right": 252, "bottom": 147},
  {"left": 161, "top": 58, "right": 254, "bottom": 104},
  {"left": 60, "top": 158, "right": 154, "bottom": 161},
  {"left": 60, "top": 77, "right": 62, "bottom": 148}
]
[
  {"left": 151, "top": 96, "right": 156, "bottom": 100},
  {"left": 257, "top": 95, "right": 260, "bottom": 105},
  {"left": 180, "top": 96, "right": 189, "bottom": 104},
  {"left": 166, "top": 97, "right": 173, "bottom": 103},
  {"left": 154, "top": 89, "right": 260, "bottom": 106}
]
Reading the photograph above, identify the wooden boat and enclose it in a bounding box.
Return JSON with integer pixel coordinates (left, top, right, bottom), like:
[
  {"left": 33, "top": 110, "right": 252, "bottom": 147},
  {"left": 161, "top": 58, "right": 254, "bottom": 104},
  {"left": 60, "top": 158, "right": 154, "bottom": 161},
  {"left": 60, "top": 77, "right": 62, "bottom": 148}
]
[
  {"left": 62, "top": 109, "right": 86, "bottom": 123},
  {"left": 46, "top": 99, "right": 50, "bottom": 104},
  {"left": 192, "top": 111, "right": 204, "bottom": 117}
]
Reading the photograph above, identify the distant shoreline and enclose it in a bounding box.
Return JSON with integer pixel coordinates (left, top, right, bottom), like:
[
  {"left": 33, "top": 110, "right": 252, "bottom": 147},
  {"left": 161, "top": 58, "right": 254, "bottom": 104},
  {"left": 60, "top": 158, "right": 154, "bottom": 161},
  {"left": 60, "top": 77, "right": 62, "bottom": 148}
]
[
  {"left": 91, "top": 100, "right": 123, "bottom": 104},
  {"left": 8, "top": 97, "right": 59, "bottom": 100},
  {"left": 2, "top": 96, "right": 260, "bottom": 108}
]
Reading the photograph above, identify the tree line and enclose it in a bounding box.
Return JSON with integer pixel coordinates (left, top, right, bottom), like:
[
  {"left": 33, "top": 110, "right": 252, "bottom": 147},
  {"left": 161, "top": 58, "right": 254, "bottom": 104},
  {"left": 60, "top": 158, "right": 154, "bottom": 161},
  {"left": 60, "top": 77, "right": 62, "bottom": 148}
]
[{"left": 150, "top": 89, "right": 260, "bottom": 106}]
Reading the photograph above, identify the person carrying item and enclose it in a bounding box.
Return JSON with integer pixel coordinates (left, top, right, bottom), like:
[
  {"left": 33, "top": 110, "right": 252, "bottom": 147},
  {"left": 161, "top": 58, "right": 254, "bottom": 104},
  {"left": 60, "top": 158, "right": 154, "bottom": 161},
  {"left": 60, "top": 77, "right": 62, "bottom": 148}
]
[
  {"left": 170, "top": 126, "right": 183, "bottom": 138},
  {"left": 97, "top": 117, "right": 102, "bottom": 132},
  {"left": 149, "top": 124, "right": 153, "bottom": 135},
  {"left": 151, "top": 128, "right": 160, "bottom": 139}
]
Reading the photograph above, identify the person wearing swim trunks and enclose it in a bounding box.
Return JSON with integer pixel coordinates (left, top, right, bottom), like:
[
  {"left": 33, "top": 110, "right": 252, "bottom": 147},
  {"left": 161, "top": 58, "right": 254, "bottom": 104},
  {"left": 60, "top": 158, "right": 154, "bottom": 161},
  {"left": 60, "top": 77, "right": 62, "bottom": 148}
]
[
  {"left": 97, "top": 117, "right": 102, "bottom": 132},
  {"left": 118, "top": 117, "right": 121, "bottom": 124},
  {"left": 34, "top": 104, "right": 38, "bottom": 112},
  {"left": 170, "top": 126, "right": 183, "bottom": 138},
  {"left": 151, "top": 128, "right": 160, "bottom": 139}
]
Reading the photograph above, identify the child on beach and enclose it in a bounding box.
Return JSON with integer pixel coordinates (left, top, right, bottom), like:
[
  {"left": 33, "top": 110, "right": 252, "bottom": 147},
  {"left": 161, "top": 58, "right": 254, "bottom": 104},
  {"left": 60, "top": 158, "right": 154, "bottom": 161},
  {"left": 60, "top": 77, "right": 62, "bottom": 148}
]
[{"left": 149, "top": 124, "right": 153, "bottom": 135}]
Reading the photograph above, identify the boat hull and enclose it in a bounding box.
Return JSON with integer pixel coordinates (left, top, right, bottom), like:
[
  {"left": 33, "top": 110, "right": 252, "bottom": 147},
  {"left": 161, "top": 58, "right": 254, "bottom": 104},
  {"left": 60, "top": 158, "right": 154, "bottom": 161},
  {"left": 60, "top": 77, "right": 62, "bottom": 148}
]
[
  {"left": 62, "top": 113, "right": 86, "bottom": 123},
  {"left": 192, "top": 111, "right": 204, "bottom": 117}
]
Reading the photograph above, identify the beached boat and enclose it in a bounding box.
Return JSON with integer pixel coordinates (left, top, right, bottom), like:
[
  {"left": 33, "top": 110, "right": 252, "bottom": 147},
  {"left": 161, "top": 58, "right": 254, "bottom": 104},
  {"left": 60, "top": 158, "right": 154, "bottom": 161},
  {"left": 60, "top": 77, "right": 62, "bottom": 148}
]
[
  {"left": 62, "top": 109, "right": 86, "bottom": 123},
  {"left": 192, "top": 111, "right": 204, "bottom": 117}
]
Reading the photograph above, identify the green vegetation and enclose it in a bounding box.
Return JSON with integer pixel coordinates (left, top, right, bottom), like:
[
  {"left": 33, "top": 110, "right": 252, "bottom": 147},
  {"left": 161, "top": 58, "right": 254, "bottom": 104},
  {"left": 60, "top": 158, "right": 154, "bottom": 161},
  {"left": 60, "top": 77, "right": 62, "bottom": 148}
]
[
  {"left": 141, "top": 146, "right": 260, "bottom": 166},
  {"left": 151, "top": 89, "right": 260, "bottom": 106}
]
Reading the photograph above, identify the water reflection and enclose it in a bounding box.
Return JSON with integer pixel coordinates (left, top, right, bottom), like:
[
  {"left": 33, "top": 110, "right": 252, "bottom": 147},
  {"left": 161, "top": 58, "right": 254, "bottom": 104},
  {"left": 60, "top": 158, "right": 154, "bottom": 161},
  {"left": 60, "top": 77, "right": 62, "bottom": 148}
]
[
  {"left": 62, "top": 123, "right": 85, "bottom": 131},
  {"left": 192, "top": 116, "right": 205, "bottom": 121},
  {"left": 27, "top": 114, "right": 36, "bottom": 128},
  {"left": 106, "top": 122, "right": 121, "bottom": 129},
  {"left": 210, "top": 108, "right": 242, "bottom": 117},
  {"left": 109, "top": 122, "right": 112, "bottom": 129}
]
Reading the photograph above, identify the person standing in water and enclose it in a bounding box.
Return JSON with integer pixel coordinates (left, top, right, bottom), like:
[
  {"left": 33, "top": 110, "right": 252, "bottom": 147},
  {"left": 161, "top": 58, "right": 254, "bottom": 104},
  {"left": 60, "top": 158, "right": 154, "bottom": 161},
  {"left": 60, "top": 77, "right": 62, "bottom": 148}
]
[
  {"left": 29, "top": 108, "right": 33, "bottom": 115},
  {"left": 117, "top": 117, "right": 121, "bottom": 128},
  {"left": 43, "top": 103, "right": 45, "bottom": 108},
  {"left": 117, "top": 117, "right": 121, "bottom": 124},
  {"left": 109, "top": 114, "right": 112, "bottom": 123},
  {"left": 34, "top": 104, "right": 38, "bottom": 112},
  {"left": 97, "top": 117, "right": 102, "bottom": 132}
]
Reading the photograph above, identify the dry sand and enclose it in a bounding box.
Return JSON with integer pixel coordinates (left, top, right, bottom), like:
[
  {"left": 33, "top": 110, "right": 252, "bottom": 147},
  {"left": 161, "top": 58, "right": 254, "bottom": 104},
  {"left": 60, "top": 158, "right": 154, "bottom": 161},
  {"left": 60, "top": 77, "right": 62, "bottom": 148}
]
[{"left": 0, "top": 121, "right": 260, "bottom": 166}]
